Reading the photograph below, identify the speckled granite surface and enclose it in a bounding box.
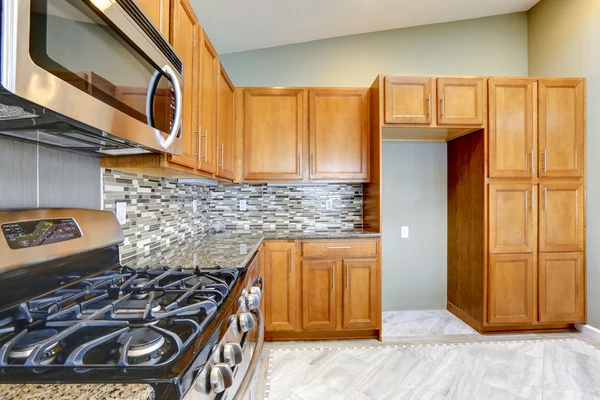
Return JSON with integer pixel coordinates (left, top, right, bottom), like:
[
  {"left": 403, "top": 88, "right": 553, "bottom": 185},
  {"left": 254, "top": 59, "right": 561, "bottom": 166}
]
[
  {"left": 0, "top": 384, "right": 153, "bottom": 400},
  {"left": 127, "top": 230, "right": 380, "bottom": 270}
]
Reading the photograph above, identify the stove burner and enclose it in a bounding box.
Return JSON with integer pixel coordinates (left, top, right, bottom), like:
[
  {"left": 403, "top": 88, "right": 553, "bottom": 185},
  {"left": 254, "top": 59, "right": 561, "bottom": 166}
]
[
  {"left": 9, "top": 329, "right": 61, "bottom": 364},
  {"left": 131, "top": 278, "right": 150, "bottom": 299},
  {"left": 121, "top": 328, "right": 166, "bottom": 358},
  {"left": 184, "top": 276, "right": 203, "bottom": 288}
]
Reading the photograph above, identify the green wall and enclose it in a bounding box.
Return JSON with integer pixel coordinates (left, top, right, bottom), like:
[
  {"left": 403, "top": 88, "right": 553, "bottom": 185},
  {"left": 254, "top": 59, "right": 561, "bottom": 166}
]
[
  {"left": 529, "top": 0, "right": 600, "bottom": 328},
  {"left": 220, "top": 13, "right": 528, "bottom": 87}
]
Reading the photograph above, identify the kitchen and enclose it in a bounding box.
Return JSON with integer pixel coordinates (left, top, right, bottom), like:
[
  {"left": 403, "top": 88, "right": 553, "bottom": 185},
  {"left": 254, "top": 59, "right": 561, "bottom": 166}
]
[{"left": 0, "top": 0, "right": 599, "bottom": 399}]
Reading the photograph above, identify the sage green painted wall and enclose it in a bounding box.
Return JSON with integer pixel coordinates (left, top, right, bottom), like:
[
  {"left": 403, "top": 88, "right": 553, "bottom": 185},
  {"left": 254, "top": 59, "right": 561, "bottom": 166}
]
[
  {"left": 219, "top": 13, "right": 528, "bottom": 87},
  {"left": 220, "top": 13, "right": 529, "bottom": 311},
  {"left": 529, "top": 0, "right": 600, "bottom": 328}
]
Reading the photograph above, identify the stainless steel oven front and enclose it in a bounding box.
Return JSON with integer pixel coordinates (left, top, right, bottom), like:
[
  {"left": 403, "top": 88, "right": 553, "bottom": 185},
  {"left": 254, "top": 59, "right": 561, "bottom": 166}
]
[
  {"left": 0, "top": 0, "right": 184, "bottom": 156},
  {"left": 185, "top": 257, "right": 265, "bottom": 400}
]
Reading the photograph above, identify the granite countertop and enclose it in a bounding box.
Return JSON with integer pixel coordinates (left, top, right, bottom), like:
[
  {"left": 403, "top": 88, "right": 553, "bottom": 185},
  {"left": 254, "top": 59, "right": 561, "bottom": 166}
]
[
  {"left": 0, "top": 384, "right": 153, "bottom": 400},
  {"left": 129, "top": 230, "right": 381, "bottom": 270}
]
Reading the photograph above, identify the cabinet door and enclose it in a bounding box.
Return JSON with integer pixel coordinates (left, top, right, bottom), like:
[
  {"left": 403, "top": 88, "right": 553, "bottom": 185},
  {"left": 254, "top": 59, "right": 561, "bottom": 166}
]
[
  {"left": 169, "top": 0, "right": 199, "bottom": 168},
  {"left": 302, "top": 260, "right": 336, "bottom": 330},
  {"left": 539, "top": 252, "right": 585, "bottom": 323},
  {"left": 488, "top": 254, "right": 534, "bottom": 324},
  {"left": 489, "top": 184, "right": 535, "bottom": 254},
  {"left": 539, "top": 182, "right": 584, "bottom": 252},
  {"left": 263, "top": 242, "right": 296, "bottom": 331},
  {"left": 136, "top": 0, "right": 170, "bottom": 39},
  {"left": 198, "top": 30, "right": 218, "bottom": 174},
  {"left": 244, "top": 89, "right": 304, "bottom": 180},
  {"left": 308, "top": 89, "right": 369, "bottom": 181},
  {"left": 539, "top": 79, "right": 584, "bottom": 177},
  {"left": 437, "top": 78, "right": 484, "bottom": 125},
  {"left": 342, "top": 259, "right": 377, "bottom": 329},
  {"left": 384, "top": 76, "right": 432, "bottom": 124},
  {"left": 216, "top": 65, "right": 235, "bottom": 180},
  {"left": 488, "top": 79, "right": 534, "bottom": 178}
]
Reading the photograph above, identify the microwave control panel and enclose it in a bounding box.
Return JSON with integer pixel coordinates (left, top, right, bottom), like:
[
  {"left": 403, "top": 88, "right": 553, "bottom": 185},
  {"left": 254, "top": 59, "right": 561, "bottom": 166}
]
[{"left": 2, "top": 218, "right": 82, "bottom": 250}]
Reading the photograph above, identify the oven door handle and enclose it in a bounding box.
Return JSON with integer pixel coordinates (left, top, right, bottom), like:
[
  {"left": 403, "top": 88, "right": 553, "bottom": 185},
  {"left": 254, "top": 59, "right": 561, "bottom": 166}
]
[
  {"left": 147, "top": 65, "right": 182, "bottom": 151},
  {"left": 232, "top": 309, "right": 265, "bottom": 400}
]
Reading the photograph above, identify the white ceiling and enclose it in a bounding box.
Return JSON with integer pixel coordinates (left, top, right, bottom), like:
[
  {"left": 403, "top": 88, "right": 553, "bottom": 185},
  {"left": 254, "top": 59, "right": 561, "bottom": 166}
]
[{"left": 190, "top": 0, "right": 540, "bottom": 54}]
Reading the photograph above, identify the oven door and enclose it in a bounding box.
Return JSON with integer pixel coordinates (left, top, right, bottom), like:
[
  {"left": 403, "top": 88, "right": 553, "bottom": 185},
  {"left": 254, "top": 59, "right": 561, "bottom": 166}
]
[{"left": 0, "top": 0, "right": 183, "bottom": 155}]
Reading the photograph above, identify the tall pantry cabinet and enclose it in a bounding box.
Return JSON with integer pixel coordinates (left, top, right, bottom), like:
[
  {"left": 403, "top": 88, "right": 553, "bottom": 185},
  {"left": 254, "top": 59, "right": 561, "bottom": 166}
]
[{"left": 448, "top": 77, "right": 586, "bottom": 332}]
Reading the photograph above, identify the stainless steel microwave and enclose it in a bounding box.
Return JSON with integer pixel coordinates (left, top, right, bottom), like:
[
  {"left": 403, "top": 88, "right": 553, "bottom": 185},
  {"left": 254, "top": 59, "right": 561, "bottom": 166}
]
[{"left": 0, "top": 0, "right": 184, "bottom": 156}]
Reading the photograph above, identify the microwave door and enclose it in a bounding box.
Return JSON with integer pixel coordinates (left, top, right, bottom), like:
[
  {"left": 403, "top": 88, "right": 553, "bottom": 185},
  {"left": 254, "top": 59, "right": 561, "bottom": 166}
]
[{"left": 0, "top": 0, "right": 184, "bottom": 155}]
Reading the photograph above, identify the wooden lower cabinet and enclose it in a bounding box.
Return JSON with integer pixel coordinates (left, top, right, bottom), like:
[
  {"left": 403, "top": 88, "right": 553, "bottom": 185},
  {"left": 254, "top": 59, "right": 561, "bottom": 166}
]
[
  {"left": 488, "top": 253, "right": 534, "bottom": 325},
  {"left": 302, "top": 260, "right": 337, "bottom": 330},
  {"left": 342, "top": 259, "right": 378, "bottom": 329},
  {"left": 539, "top": 252, "right": 585, "bottom": 323},
  {"left": 262, "top": 241, "right": 296, "bottom": 331}
]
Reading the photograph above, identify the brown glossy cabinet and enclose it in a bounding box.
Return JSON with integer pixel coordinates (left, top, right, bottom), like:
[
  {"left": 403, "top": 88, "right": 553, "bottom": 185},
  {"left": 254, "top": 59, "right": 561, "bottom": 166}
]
[
  {"left": 436, "top": 78, "right": 484, "bottom": 125},
  {"left": 539, "top": 182, "right": 584, "bottom": 253},
  {"left": 488, "top": 253, "right": 534, "bottom": 324},
  {"left": 136, "top": 0, "right": 170, "bottom": 38},
  {"left": 197, "top": 30, "right": 218, "bottom": 174},
  {"left": 216, "top": 64, "right": 235, "bottom": 180},
  {"left": 262, "top": 241, "right": 297, "bottom": 332},
  {"left": 243, "top": 89, "right": 304, "bottom": 181},
  {"left": 384, "top": 76, "right": 432, "bottom": 124},
  {"left": 308, "top": 89, "right": 369, "bottom": 181},
  {"left": 301, "top": 260, "right": 337, "bottom": 330},
  {"left": 342, "top": 259, "right": 378, "bottom": 329}
]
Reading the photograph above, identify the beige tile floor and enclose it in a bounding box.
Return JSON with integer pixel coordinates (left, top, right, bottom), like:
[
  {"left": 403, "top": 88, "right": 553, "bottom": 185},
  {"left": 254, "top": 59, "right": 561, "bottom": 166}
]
[{"left": 250, "top": 310, "right": 600, "bottom": 400}]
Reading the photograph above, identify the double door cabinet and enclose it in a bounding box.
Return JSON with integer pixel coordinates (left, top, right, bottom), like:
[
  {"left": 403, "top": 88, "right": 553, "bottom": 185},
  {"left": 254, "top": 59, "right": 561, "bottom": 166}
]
[{"left": 259, "top": 240, "right": 381, "bottom": 340}]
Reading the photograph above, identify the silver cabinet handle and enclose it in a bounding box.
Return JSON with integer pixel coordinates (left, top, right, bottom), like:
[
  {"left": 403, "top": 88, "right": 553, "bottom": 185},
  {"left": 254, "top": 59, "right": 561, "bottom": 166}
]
[
  {"left": 221, "top": 143, "right": 225, "bottom": 169},
  {"left": 531, "top": 150, "right": 535, "bottom": 175},
  {"left": 440, "top": 97, "right": 445, "bottom": 118},
  {"left": 427, "top": 94, "right": 431, "bottom": 118},
  {"left": 204, "top": 130, "right": 209, "bottom": 160},
  {"left": 327, "top": 246, "right": 351, "bottom": 249},
  {"left": 543, "top": 148, "right": 547, "bottom": 173},
  {"left": 345, "top": 264, "right": 348, "bottom": 289},
  {"left": 331, "top": 267, "right": 334, "bottom": 291},
  {"left": 311, "top": 154, "right": 315, "bottom": 174},
  {"left": 544, "top": 186, "right": 548, "bottom": 210},
  {"left": 298, "top": 153, "right": 301, "bottom": 175},
  {"left": 531, "top": 185, "right": 535, "bottom": 212},
  {"left": 525, "top": 189, "right": 529, "bottom": 213},
  {"left": 148, "top": 65, "right": 182, "bottom": 150}
]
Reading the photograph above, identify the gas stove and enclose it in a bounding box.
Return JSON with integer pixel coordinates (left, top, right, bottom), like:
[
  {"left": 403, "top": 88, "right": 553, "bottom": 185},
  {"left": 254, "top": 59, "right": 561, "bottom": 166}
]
[{"left": 0, "top": 209, "right": 264, "bottom": 400}]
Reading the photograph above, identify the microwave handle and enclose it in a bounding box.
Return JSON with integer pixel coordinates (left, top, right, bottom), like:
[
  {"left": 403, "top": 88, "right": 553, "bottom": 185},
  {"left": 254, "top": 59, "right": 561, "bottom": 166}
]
[{"left": 147, "top": 65, "right": 182, "bottom": 150}]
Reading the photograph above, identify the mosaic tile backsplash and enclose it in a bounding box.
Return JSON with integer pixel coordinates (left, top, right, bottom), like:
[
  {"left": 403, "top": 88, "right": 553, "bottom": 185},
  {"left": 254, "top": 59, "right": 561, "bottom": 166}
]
[{"left": 102, "top": 169, "right": 363, "bottom": 265}]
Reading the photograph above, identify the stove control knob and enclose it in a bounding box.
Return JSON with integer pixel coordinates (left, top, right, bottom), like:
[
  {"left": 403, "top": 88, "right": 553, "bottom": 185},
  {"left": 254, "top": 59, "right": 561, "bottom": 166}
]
[
  {"left": 238, "top": 312, "right": 255, "bottom": 333},
  {"left": 195, "top": 367, "right": 211, "bottom": 394},
  {"left": 210, "top": 363, "right": 234, "bottom": 393},
  {"left": 245, "top": 293, "right": 260, "bottom": 310},
  {"left": 223, "top": 342, "right": 243, "bottom": 367},
  {"left": 250, "top": 286, "right": 262, "bottom": 300}
]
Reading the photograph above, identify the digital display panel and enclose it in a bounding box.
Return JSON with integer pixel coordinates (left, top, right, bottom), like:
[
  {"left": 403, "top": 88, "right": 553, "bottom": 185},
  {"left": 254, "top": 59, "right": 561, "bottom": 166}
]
[{"left": 2, "top": 218, "right": 82, "bottom": 250}]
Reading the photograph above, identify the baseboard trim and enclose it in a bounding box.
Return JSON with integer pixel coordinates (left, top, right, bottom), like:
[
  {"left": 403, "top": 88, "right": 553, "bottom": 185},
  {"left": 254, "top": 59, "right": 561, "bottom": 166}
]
[
  {"left": 575, "top": 323, "right": 600, "bottom": 340},
  {"left": 447, "top": 301, "right": 482, "bottom": 332}
]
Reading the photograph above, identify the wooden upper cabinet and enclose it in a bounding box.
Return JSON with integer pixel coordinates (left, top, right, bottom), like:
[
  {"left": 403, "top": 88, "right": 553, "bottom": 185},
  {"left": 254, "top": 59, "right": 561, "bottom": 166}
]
[
  {"left": 302, "top": 260, "right": 336, "bottom": 330},
  {"left": 263, "top": 242, "right": 296, "bottom": 331},
  {"left": 216, "top": 65, "right": 235, "bottom": 180},
  {"left": 169, "top": 0, "right": 199, "bottom": 169},
  {"left": 539, "top": 182, "right": 584, "bottom": 252},
  {"left": 308, "top": 89, "right": 369, "bottom": 181},
  {"left": 136, "top": 0, "right": 170, "bottom": 39},
  {"left": 243, "top": 89, "right": 304, "bottom": 180},
  {"left": 384, "top": 76, "right": 432, "bottom": 124},
  {"left": 488, "top": 253, "right": 534, "bottom": 324},
  {"left": 488, "top": 79, "right": 534, "bottom": 178},
  {"left": 489, "top": 183, "right": 535, "bottom": 254},
  {"left": 436, "top": 78, "right": 484, "bottom": 125},
  {"left": 342, "top": 259, "right": 377, "bottom": 329},
  {"left": 198, "top": 30, "right": 218, "bottom": 174},
  {"left": 538, "top": 79, "right": 585, "bottom": 177},
  {"left": 538, "top": 252, "right": 585, "bottom": 323}
]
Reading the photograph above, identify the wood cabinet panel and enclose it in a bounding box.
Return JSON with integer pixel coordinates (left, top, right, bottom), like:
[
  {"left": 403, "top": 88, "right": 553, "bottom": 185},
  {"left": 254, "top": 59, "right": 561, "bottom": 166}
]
[
  {"left": 264, "top": 242, "right": 296, "bottom": 331},
  {"left": 539, "top": 182, "right": 584, "bottom": 252},
  {"left": 489, "top": 184, "right": 535, "bottom": 254},
  {"left": 488, "top": 254, "right": 534, "bottom": 324},
  {"left": 384, "top": 76, "right": 432, "bottom": 124},
  {"left": 539, "top": 252, "right": 585, "bottom": 323},
  {"left": 136, "top": 0, "right": 170, "bottom": 39},
  {"left": 437, "top": 78, "right": 483, "bottom": 125},
  {"left": 198, "top": 30, "right": 218, "bottom": 174},
  {"left": 301, "top": 241, "right": 378, "bottom": 258},
  {"left": 216, "top": 65, "right": 235, "bottom": 180},
  {"left": 243, "top": 89, "right": 304, "bottom": 180},
  {"left": 539, "top": 79, "right": 584, "bottom": 177},
  {"left": 302, "top": 260, "right": 337, "bottom": 330},
  {"left": 488, "top": 79, "right": 534, "bottom": 178},
  {"left": 169, "top": 0, "right": 198, "bottom": 169},
  {"left": 342, "top": 259, "right": 377, "bottom": 329},
  {"left": 308, "top": 89, "right": 369, "bottom": 180}
]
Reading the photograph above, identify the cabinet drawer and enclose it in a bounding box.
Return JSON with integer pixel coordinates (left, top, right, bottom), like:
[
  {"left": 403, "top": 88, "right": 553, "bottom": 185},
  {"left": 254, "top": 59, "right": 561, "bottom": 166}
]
[{"left": 301, "top": 241, "right": 378, "bottom": 257}]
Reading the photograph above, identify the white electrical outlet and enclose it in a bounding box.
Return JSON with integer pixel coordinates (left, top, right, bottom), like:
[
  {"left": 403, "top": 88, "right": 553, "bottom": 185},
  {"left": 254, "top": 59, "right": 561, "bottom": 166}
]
[
  {"left": 116, "top": 202, "right": 126, "bottom": 225},
  {"left": 192, "top": 199, "right": 197, "bottom": 213},
  {"left": 240, "top": 243, "right": 247, "bottom": 254},
  {"left": 239, "top": 199, "right": 247, "bottom": 211},
  {"left": 325, "top": 199, "right": 333, "bottom": 210},
  {"left": 401, "top": 226, "right": 409, "bottom": 239}
]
